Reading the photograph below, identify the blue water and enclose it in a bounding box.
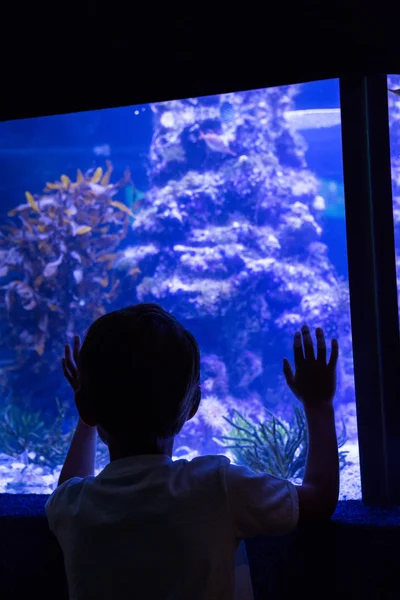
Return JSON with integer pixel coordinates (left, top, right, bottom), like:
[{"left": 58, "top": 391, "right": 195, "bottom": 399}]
[{"left": 0, "top": 79, "right": 358, "bottom": 495}]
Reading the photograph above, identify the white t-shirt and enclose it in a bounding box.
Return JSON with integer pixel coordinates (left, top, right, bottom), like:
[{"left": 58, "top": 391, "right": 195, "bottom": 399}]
[{"left": 45, "top": 454, "right": 299, "bottom": 600}]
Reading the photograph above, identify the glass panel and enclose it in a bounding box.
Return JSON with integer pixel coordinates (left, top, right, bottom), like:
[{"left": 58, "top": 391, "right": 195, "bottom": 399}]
[
  {"left": 0, "top": 80, "right": 360, "bottom": 497},
  {"left": 388, "top": 75, "right": 400, "bottom": 325}
]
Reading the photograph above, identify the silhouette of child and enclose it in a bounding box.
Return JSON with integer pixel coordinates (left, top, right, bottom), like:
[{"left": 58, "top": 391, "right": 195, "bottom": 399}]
[{"left": 45, "top": 303, "right": 339, "bottom": 600}]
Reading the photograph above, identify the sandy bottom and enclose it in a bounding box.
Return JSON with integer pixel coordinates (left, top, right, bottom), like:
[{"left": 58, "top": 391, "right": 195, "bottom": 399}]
[{"left": 0, "top": 440, "right": 362, "bottom": 499}]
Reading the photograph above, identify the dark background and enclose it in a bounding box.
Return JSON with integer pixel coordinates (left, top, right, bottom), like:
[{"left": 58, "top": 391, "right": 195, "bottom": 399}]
[{"left": 1, "top": 0, "right": 399, "bottom": 122}]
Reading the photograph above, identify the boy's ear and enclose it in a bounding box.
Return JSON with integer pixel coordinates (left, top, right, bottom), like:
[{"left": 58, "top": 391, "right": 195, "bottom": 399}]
[
  {"left": 188, "top": 385, "right": 201, "bottom": 420},
  {"left": 74, "top": 389, "right": 98, "bottom": 427}
]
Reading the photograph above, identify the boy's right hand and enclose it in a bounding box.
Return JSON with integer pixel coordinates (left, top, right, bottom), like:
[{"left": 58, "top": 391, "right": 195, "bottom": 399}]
[
  {"left": 62, "top": 335, "right": 81, "bottom": 393},
  {"left": 283, "top": 325, "right": 339, "bottom": 408}
]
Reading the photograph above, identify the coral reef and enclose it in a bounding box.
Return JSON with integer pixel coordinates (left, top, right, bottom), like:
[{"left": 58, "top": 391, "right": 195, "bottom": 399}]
[
  {"left": 117, "top": 86, "right": 355, "bottom": 457},
  {"left": 0, "top": 162, "right": 136, "bottom": 405}
]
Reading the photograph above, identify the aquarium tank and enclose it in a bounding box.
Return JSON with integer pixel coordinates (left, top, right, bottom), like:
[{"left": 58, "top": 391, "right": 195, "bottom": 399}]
[{"left": 0, "top": 79, "right": 361, "bottom": 497}]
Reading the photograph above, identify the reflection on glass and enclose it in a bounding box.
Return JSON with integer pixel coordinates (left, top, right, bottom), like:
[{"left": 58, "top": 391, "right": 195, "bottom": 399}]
[
  {"left": 389, "top": 75, "right": 400, "bottom": 327},
  {"left": 0, "top": 80, "right": 360, "bottom": 497}
]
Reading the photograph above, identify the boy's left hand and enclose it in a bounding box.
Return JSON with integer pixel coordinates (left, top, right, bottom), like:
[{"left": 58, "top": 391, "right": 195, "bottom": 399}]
[{"left": 62, "top": 335, "right": 81, "bottom": 393}]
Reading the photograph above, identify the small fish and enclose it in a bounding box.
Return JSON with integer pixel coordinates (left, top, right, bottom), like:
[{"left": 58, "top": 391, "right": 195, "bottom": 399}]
[
  {"left": 389, "top": 89, "right": 400, "bottom": 97},
  {"left": 25, "top": 191, "right": 41, "bottom": 214},
  {"left": 48, "top": 303, "right": 58, "bottom": 312},
  {"left": 109, "top": 201, "right": 135, "bottom": 218},
  {"left": 100, "top": 275, "right": 109, "bottom": 288},
  {"left": 105, "top": 278, "right": 120, "bottom": 300},
  {"left": 34, "top": 332, "right": 46, "bottom": 356},
  {"left": 75, "top": 226, "right": 92, "bottom": 235},
  {"left": 128, "top": 267, "right": 141, "bottom": 281},
  {"left": 34, "top": 275, "right": 44, "bottom": 289},
  {"left": 96, "top": 253, "right": 119, "bottom": 263},
  {"left": 199, "top": 131, "right": 236, "bottom": 156},
  {"left": 70, "top": 222, "right": 92, "bottom": 236},
  {"left": 43, "top": 254, "right": 64, "bottom": 278},
  {"left": 125, "top": 185, "right": 145, "bottom": 212}
]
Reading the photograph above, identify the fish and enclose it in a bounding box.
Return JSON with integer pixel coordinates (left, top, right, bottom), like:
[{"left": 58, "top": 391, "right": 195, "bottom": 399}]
[
  {"left": 124, "top": 184, "right": 145, "bottom": 211},
  {"left": 389, "top": 89, "right": 400, "bottom": 97},
  {"left": 25, "top": 191, "right": 40, "bottom": 214},
  {"left": 70, "top": 222, "right": 92, "bottom": 236},
  {"left": 109, "top": 201, "right": 135, "bottom": 218},
  {"left": 75, "top": 225, "right": 92, "bottom": 235},
  {"left": 96, "top": 253, "right": 119, "bottom": 263},
  {"left": 104, "top": 278, "right": 120, "bottom": 300},
  {"left": 199, "top": 131, "right": 236, "bottom": 156},
  {"left": 34, "top": 332, "right": 46, "bottom": 356},
  {"left": 128, "top": 267, "right": 141, "bottom": 282},
  {"left": 33, "top": 275, "right": 44, "bottom": 289}
]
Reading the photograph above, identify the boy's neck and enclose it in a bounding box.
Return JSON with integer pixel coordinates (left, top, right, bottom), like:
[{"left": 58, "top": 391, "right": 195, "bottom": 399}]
[{"left": 107, "top": 436, "right": 174, "bottom": 462}]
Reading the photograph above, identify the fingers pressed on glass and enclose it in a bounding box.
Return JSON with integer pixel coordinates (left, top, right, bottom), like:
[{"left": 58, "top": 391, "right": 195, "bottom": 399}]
[
  {"left": 73, "top": 335, "right": 80, "bottom": 365},
  {"left": 316, "top": 327, "right": 326, "bottom": 363},
  {"left": 283, "top": 358, "right": 295, "bottom": 388},
  {"left": 328, "top": 338, "right": 339, "bottom": 370},
  {"left": 302, "top": 325, "right": 315, "bottom": 360},
  {"left": 293, "top": 331, "right": 304, "bottom": 368}
]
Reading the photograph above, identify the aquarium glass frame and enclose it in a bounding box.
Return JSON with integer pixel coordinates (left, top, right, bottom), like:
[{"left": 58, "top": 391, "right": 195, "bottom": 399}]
[
  {"left": 340, "top": 74, "right": 400, "bottom": 505},
  {"left": 0, "top": 75, "right": 399, "bottom": 505}
]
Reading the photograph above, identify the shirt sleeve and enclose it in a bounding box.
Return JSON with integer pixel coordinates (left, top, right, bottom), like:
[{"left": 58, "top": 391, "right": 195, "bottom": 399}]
[
  {"left": 45, "top": 477, "right": 84, "bottom": 534},
  {"left": 223, "top": 461, "right": 299, "bottom": 539}
]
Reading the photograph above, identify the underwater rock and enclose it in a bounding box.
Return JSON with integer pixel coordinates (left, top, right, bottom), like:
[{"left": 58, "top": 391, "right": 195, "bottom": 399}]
[{"left": 126, "top": 85, "right": 355, "bottom": 438}]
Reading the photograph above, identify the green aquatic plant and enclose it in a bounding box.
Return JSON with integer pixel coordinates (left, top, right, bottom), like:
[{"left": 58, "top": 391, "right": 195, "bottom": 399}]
[
  {"left": 0, "top": 161, "right": 142, "bottom": 376},
  {"left": 216, "top": 406, "right": 348, "bottom": 479},
  {"left": 0, "top": 397, "right": 110, "bottom": 474},
  {"left": 0, "top": 398, "right": 75, "bottom": 467}
]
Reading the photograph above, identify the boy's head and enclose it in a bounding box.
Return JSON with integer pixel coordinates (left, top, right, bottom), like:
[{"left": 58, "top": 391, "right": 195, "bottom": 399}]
[{"left": 76, "top": 303, "right": 201, "bottom": 446}]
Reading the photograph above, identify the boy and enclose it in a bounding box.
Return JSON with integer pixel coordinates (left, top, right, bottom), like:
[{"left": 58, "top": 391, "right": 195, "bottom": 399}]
[{"left": 45, "top": 303, "right": 339, "bottom": 600}]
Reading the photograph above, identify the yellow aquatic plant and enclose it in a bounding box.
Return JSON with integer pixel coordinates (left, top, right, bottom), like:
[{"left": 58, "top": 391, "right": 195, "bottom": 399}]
[{"left": 0, "top": 161, "right": 140, "bottom": 370}]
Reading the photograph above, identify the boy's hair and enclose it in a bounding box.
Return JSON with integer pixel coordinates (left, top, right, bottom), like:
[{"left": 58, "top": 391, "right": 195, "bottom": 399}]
[{"left": 78, "top": 303, "right": 201, "bottom": 440}]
